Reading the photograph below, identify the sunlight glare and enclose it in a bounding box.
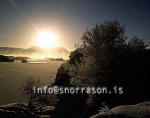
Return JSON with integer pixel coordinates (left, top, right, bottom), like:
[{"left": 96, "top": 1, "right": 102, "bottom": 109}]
[{"left": 36, "top": 30, "right": 57, "bottom": 48}]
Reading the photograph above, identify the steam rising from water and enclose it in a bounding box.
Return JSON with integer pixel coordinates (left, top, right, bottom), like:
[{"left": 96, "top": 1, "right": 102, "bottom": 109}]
[{"left": 0, "top": 47, "right": 69, "bottom": 60}]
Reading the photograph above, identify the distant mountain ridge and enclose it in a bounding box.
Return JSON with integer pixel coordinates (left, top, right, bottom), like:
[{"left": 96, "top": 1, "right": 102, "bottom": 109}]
[{"left": 0, "top": 46, "right": 70, "bottom": 59}]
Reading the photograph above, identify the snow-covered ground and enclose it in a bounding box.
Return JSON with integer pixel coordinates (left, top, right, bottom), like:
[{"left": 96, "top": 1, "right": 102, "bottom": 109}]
[{"left": 91, "top": 101, "right": 150, "bottom": 118}]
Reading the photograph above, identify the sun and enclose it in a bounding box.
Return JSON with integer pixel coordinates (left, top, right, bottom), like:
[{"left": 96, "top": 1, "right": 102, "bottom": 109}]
[{"left": 36, "top": 30, "right": 57, "bottom": 49}]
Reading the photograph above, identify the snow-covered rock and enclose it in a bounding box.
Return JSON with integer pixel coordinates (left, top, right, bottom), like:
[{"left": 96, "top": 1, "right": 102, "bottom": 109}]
[
  {"left": 90, "top": 101, "right": 150, "bottom": 118},
  {"left": 39, "top": 115, "right": 51, "bottom": 118},
  {"left": 0, "top": 103, "right": 35, "bottom": 118}
]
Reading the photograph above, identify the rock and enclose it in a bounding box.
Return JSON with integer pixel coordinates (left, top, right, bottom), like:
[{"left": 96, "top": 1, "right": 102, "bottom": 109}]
[
  {"left": 39, "top": 115, "right": 51, "bottom": 118},
  {"left": 42, "top": 106, "right": 55, "bottom": 115},
  {"left": 0, "top": 103, "right": 35, "bottom": 118},
  {"left": 54, "top": 65, "right": 71, "bottom": 86},
  {"left": 70, "top": 76, "right": 82, "bottom": 86},
  {"left": 90, "top": 101, "right": 150, "bottom": 118},
  {"left": 0, "top": 55, "right": 14, "bottom": 62},
  {"left": 69, "top": 48, "right": 84, "bottom": 66}
]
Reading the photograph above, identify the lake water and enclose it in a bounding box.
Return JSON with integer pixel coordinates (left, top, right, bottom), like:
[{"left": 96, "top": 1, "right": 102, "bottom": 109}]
[{"left": 0, "top": 61, "right": 63, "bottom": 105}]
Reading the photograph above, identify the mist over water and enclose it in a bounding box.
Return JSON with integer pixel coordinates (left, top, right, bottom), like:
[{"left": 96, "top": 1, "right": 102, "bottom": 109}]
[{"left": 0, "top": 46, "right": 70, "bottom": 60}]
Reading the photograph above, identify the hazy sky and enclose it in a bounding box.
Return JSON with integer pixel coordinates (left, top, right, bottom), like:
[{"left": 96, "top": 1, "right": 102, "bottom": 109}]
[{"left": 0, "top": 0, "right": 150, "bottom": 51}]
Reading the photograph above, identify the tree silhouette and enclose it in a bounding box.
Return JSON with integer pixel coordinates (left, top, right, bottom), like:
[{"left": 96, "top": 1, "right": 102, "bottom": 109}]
[
  {"left": 128, "top": 36, "right": 146, "bottom": 49},
  {"left": 53, "top": 20, "right": 150, "bottom": 117},
  {"left": 78, "top": 21, "right": 126, "bottom": 84}
]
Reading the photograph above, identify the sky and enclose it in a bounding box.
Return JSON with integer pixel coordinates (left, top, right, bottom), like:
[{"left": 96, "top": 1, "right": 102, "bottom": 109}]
[{"left": 0, "top": 0, "right": 150, "bottom": 51}]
